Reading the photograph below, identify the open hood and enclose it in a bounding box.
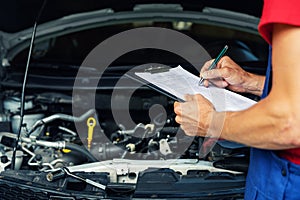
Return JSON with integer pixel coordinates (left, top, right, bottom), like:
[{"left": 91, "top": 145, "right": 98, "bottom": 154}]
[
  {"left": 1, "top": 0, "right": 263, "bottom": 33},
  {"left": 0, "top": 0, "right": 263, "bottom": 67}
]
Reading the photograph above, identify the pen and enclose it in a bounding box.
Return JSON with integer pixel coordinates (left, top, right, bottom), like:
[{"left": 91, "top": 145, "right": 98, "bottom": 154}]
[{"left": 198, "top": 45, "right": 228, "bottom": 85}]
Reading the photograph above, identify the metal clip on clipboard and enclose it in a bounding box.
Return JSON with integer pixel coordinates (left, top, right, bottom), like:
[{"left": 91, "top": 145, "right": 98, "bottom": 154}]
[{"left": 144, "top": 65, "right": 170, "bottom": 74}]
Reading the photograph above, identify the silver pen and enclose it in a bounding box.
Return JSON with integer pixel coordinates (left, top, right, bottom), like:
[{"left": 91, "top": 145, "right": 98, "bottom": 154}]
[{"left": 198, "top": 45, "right": 228, "bottom": 85}]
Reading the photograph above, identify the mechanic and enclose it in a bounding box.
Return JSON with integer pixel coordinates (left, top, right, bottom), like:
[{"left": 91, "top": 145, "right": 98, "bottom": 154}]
[{"left": 174, "top": 0, "right": 300, "bottom": 199}]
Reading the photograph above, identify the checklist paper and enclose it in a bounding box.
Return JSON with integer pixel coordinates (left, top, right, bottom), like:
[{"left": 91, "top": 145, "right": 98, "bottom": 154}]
[{"left": 135, "top": 65, "right": 256, "bottom": 112}]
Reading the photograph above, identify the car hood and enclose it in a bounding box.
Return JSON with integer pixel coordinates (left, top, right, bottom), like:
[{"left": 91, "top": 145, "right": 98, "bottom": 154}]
[
  {"left": 0, "top": 0, "right": 262, "bottom": 66},
  {"left": 1, "top": 0, "right": 263, "bottom": 33}
]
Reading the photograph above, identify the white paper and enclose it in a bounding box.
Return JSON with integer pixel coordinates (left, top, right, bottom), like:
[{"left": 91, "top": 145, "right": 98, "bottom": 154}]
[{"left": 135, "top": 65, "right": 256, "bottom": 111}]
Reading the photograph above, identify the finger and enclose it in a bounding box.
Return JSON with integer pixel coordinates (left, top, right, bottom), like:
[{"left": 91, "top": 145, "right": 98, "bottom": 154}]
[
  {"left": 181, "top": 125, "right": 198, "bottom": 136},
  {"left": 194, "top": 94, "right": 212, "bottom": 105},
  {"left": 175, "top": 115, "right": 182, "bottom": 124},
  {"left": 217, "top": 56, "right": 231, "bottom": 69},
  {"left": 184, "top": 94, "right": 193, "bottom": 101},
  {"left": 194, "top": 93, "right": 204, "bottom": 100},
  {"left": 173, "top": 102, "right": 182, "bottom": 114},
  {"left": 200, "top": 59, "right": 215, "bottom": 74},
  {"left": 203, "top": 79, "right": 210, "bottom": 87},
  {"left": 202, "top": 76, "right": 228, "bottom": 88},
  {"left": 195, "top": 93, "right": 215, "bottom": 107},
  {"left": 203, "top": 68, "right": 232, "bottom": 84},
  {"left": 208, "top": 79, "right": 229, "bottom": 88},
  {"left": 201, "top": 68, "right": 223, "bottom": 79},
  {"left": 200, "top": 56, "right": 229, "bottom": 77}
]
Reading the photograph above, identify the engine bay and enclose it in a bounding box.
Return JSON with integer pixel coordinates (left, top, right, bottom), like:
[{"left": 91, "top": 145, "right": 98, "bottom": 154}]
[
  {"left": 0, "top": 87, "right": 249, "bottom": 169},
  {"left": 0, "top": 86, "right": 249, "bottom": 198}
]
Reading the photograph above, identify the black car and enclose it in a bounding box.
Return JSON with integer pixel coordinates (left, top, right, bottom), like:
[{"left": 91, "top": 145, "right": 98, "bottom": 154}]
[{"left": 0, "top": 0, "right": 267, "bottom": 199}]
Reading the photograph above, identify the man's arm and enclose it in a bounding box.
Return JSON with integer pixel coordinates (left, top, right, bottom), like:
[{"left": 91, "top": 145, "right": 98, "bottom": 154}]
[
  {"left": 175, "top": 23, "right": 300, "bottom": 150},
  {"left": 221, "top": 24, "right": 300, "bottom": 149}
]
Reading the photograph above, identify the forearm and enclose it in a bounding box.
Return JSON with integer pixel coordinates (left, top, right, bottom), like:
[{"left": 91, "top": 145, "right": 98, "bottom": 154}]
[
  {"left": 217, "top": 96, "right": 300, "bottom": 149},
  {"left": 219, "top": 24, "right": 300, "bottom": 149}
]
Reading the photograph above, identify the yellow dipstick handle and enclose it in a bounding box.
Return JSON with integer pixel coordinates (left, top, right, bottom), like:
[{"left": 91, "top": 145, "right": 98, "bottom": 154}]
[{"left": 87, "top": 117, "right": 96, "bottom": 150}]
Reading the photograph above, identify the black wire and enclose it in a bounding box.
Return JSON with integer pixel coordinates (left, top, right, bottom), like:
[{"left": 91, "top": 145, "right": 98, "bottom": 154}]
[
  {"left": 11, "top": 0, "right": 47, "bottom": 170},
  {"left": 64, "top": 143, "right": 98, "bottom": 162}
]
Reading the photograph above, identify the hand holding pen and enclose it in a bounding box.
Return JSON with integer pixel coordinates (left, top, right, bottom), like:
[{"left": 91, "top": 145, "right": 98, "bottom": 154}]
[
  {"left": 198, "top": 49, "right": 259, "bottom": 95},
  {"left": 199, "top": 45, "right": 228, "bottom": 85}
]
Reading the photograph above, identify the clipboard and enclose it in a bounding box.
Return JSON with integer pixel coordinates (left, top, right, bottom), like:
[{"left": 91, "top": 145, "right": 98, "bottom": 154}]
[{"left": 127, "top": 65, "right": 257, "bottom": 112}]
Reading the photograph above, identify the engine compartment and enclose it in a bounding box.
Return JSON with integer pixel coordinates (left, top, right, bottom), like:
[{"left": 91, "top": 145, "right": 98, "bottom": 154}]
[
  {"left": 0, "top": 86, "right": 250, "bottom": 199},
  {"left": 0, "top": 86, "right": 249, "bottom": 172}
]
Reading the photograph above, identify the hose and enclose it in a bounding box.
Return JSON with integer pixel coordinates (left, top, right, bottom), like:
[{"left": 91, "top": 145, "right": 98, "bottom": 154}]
[
  {"left": 64, "top": 143, "right": 97, "bottom": 162},
  {"left": 27, "top": 109, "right": 95, "bottom": 136}
]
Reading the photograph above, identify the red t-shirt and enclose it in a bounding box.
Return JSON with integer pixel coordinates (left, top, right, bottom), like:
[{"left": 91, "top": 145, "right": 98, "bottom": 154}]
[{"left": 258, "top": 0, "right": 300, "bottom": 164}]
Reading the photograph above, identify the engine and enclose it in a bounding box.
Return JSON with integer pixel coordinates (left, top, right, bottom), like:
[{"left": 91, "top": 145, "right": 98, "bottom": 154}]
[
  {"left": 0, "top": 91, "right": 177, "bottom": 171},
  {"left": 0, "top": 90, "right": 248, "bottom": 174}
]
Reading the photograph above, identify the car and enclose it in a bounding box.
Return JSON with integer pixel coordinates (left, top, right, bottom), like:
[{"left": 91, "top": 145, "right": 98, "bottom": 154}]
[{"left": 0, "top": 0, "right": 267, "bottom": 199}]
